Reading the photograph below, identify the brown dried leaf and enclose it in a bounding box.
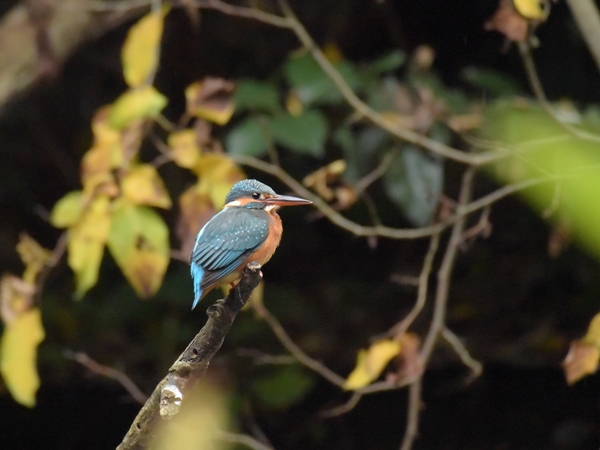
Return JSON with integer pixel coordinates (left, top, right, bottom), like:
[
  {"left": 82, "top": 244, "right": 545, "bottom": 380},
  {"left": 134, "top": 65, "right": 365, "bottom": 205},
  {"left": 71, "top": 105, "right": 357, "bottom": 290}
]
[
  {"left": 177, "top": 186, "right": 216, "bottom": 257},
  {"left": 563, "top": 340, "right": 600, "bottom": 385},
  {"left": 185, "top": 78, "right": 235, "bottom": 125},
  {"left": 548, "top": 225, "right": 570, "bottom": 259},
  {"left": 388, "top": 332, "right": 424, "bottom": 384},
  {"left": 0, "top": 275, "right": 35, "bottom": 326},
  {"left": 303, "top": 160, "right": 346, "bottom": 201},
  {"left": 484, "top": 0, "right": 529, "bottom": 42}
]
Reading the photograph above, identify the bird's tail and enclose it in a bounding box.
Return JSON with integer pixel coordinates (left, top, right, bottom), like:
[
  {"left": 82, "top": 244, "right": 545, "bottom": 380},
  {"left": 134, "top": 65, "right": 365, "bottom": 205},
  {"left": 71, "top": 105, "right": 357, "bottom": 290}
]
[{"left": 190, "top": 263, "right": 204, "bottom": 310}]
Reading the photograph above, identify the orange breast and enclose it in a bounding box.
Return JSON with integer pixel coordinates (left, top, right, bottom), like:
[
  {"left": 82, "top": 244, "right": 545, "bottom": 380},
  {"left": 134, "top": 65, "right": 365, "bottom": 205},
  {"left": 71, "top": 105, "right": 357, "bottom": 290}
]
[{"left": 246, "top": 211, "right": 283, "bottom": 266}]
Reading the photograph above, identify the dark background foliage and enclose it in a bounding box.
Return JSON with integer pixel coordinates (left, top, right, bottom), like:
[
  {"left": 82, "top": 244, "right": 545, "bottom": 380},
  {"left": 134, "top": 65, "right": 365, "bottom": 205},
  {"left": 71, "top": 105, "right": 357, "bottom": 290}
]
[{"left": 0, "top": 0, "right": 599, "bottom": 449}]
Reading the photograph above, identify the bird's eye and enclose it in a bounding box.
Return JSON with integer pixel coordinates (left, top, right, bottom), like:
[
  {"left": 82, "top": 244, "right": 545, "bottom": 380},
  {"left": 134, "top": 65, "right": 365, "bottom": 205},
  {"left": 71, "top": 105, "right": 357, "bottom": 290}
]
[{"left": 252, "top": 192, "right": 261, "bottom": 200}]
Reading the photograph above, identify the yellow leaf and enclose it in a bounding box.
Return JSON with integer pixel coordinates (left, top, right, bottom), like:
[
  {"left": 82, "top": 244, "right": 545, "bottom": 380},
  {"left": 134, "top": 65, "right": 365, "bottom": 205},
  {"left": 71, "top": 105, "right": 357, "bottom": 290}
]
[
  {"left": 344, "top": 339, "right": 401, "bottom": 390},
  {"left": 122, "top": 164, "right": 172, "bottom": 209},
  {"left": 185, "top": 78, "right": 235, "bottom": 125},
  {"left": 50, "top": 191, "right": 86, "bottom": 228},
  {"left": 16, "top": 234, "right": 51, "bottom": 285},
  {"left": 0, "top": 308, "right": 45, "bottom": 407},
  {"left": 109, "top": 86, "right": 168, "bottom": 129},
  {"left": 121, "top": 6, "right": 169, "bottom": 88},
  {"left": 583, "top": 312, "right": 600, "bottom": 348},
  {"left": 563, "top": 340, "right": 600, "bottom": 385},
  {"left": 192, "top": 153, "right": 245, "bottom": 208},
  {"left": 67, "top": 196, "right": 111, "bottom": 297},
  {"left": 167, "top": 129, "right": 200, "bottom": 168},
  {"left": 177, "top": 185, "right": 216, "bottom": 256},
  {"left": 82, "top": 172, "right": 119, "bottom": 199},
  {"left": 82, "top": 107, "right": 123, "bottom": 183},
  {"left": 513, "top": 0, "right": 549, "bottom": 20},
  {"left": 107, "top": 203, "right": 169, "bottom": 297}
]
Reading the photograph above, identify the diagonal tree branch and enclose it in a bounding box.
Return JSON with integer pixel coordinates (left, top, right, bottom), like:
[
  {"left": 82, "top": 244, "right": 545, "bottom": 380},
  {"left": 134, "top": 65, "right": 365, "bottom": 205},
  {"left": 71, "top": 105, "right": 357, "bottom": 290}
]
[
  {"left": 565, "top": 0, "right": 600, "bottom": 74},
  {"left": 117, "top": 262, "right": 263, "bottom": 450}
]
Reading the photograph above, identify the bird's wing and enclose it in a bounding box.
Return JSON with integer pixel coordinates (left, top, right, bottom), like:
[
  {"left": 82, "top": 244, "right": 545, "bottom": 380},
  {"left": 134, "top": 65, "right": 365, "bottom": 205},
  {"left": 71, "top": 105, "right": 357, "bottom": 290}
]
[{"left": 191, "top": 208, "right": 269, "bottom": 290}]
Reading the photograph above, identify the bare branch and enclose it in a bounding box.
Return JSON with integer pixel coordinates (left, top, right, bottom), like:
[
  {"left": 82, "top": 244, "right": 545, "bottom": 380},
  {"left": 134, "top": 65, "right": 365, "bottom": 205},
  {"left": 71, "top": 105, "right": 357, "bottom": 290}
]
[
  {"left": 565, "top": 0, "right": 600, "bottom": 74},
  {"left": 386, "top": 233, "right": 441, "bottom": 338},
  {"left": 195, "top": 0, "right": 291, "bottom": 28},
  {"left": 65, "top": 351, "right": 148, "bottom": 405},
  {"left": 251, "top": 300, "right": 346, "bottom": 387},
  {"left": 421, "top": 168, "right": 475, "bottom": 361},
  {"left": 215, "top": 431, "right": 274, "bottom": 450},
  {"left": 518, "top": 42, "right": 600, "bottom": 144},
  {"left": 231, "top": 154, "right": 551, "bottom": 240},
  {"left": 399, "top": 379, "right": 422, "bottom": 450},
  {"left": 273, "top": 0, "right": 495, "bottom": 166},
  {"left": 320, "top": 392, "right": 362, "bottom": 418},
  {"left": 117, "top": 262, "right": 263, "bottom": 450},
  {"left": 35, "top": 232, "right": 68, "bottom": 303},
  {"left": 441, "top": 327, "right": 483, "bottom": 381},
  {"left": 398, "top": 168, "right": 476, "bottom": 450}
]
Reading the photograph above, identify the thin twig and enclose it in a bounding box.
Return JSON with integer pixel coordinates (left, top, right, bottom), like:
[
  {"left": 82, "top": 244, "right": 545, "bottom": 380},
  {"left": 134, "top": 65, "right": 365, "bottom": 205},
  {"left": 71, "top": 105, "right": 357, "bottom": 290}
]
[
  {"left": 215, "top": 431, "right": 274, "bottom": 450},
  {"left": 399, "top": 378, "right": 422, "bottom": 450},
  {"left": 565, "top": 0, "right": 600, "bottom": 74},
  {"left": 399, "top": 168, "right": 476, "bottom": 450},
  {"left": 252, "top": 298, "right": 415, "bottom": 397},
  {"left": 421, "top": 168, "right": 475, "bottom": 361},
  {"left": 231, "top": 154, "right": 551, "bottom": 240},
  {"left": 354, "top": 152, "right": 396, "bottom": 196},
  {"left": 196, "top": 0, "right": 496, "bottom": 165},
  {"left": 320, "top": 392, "right": 362, "bottom": 418},
  {"left": 441, "top": 327, "right": 483, "bottom": 381},
  {"left": 518, "top": 43, "right": 600, "bottom": 144},
  {"left": 460, "top": 205, "right": 491, "bottom": 244},
  {"left": 65, "top": 351, "right": 148, "bottom": 405},
  {"left": 386, "top": 233, "right": 441, "bottom": 338},
  {"left": 64, "top": 0, "right": 152, "bottom": 12},
  {"left": 251, "top": 301, "right": 346, "bottom": 387},
  {"left": 196, "top": 0, "right": 291, "bottom": 28},
  {"left": 274, "top": 0, "right": 495, "bottom": 166},
  {"left": 35, "top": 232, "right": 68, "bottom": 303}
]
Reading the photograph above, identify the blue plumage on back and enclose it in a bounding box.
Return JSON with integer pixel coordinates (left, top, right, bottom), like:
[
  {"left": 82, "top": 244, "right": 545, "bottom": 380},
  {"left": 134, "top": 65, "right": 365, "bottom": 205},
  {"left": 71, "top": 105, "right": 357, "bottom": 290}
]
[
  {"left": 190, "top": 197, "right": 269, "bottom": 309},
  {"left": 189, "top": 178, "right": 311, "bottom": 309}
]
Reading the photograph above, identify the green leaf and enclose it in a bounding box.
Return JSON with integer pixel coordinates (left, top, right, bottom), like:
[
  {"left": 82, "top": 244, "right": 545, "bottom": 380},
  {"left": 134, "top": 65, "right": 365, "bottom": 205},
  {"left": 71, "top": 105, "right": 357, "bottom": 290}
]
[
  {"left": 250, "top": 365, "right": 315, "bottom": 409},
  {"left": 225, "top": 116, "right": 270, "bottom": 157},
  {"left": 50, "top": 190, "right": 85, "bottom": 228},
  {"left": 284, "top": 53, "right": 361, "bottom": 106},
  {"left": 107, "top": 203, "right": 169, "bottom": 298},
  {"left": 369, "top": 50, "right": 406, "bottom": 75},
  {"left": 269, "top": 110, "right": 328, "bottom": 157},
  {"left": 234, "top": 80, "right": 280, "bottom": 112},
  {"left": 461, "top": 66, "right": 521, "bottom": 96},
  {"left": 384, "top": 146, "right": 444, "bottom": 226},
  {"left": 366, "top": 76, "right": 402, "bottom": 112}
]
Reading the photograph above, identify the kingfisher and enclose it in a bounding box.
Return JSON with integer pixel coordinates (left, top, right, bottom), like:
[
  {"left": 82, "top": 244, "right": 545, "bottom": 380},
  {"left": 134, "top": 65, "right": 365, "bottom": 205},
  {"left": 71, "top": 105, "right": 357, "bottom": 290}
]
[{"left": 190, "top": 179, "right": 312, "bottom": 309}]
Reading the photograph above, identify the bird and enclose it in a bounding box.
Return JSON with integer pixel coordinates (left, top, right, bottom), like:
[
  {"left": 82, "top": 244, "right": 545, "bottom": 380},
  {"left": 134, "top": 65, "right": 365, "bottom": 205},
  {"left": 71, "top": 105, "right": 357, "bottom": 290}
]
[{"left": 190, "top": 179, "right": 312, "bottom": 309}]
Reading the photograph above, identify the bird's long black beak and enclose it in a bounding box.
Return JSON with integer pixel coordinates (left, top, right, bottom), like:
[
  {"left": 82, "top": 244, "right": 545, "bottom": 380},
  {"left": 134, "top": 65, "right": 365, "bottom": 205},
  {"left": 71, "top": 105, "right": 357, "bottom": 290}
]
[{"left": 265, "top": 194, "right": 312, "bottom": 206}]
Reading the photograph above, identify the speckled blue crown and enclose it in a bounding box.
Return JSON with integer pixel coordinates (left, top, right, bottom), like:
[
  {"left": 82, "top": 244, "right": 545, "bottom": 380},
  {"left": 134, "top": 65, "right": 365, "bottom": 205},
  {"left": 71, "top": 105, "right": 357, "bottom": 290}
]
[{"left": 225, "top": 179, "right": 276, "bottom": 204}]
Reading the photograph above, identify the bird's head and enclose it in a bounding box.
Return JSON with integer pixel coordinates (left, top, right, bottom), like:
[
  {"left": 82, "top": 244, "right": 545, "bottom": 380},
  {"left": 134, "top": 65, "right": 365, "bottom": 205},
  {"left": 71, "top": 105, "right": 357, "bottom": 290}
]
[{"left": 224, "top": 179, "right": 312, "bottom": 212}]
